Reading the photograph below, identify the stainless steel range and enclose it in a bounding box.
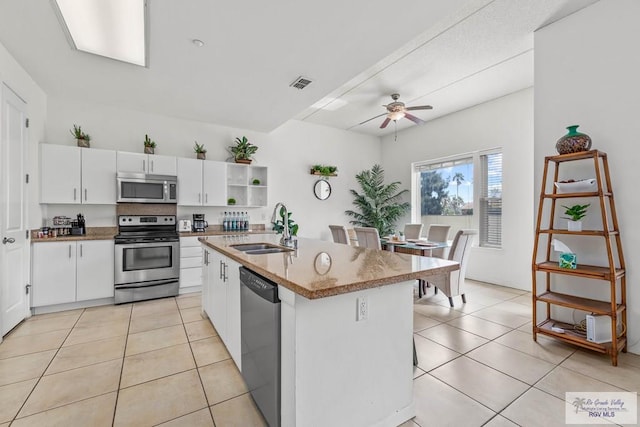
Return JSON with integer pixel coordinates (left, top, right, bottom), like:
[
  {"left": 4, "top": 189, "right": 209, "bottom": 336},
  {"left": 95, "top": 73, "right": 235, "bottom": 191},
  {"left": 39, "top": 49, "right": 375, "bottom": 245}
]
[{"left": 114, "top": 215, "right": 180, "bottom": 304}]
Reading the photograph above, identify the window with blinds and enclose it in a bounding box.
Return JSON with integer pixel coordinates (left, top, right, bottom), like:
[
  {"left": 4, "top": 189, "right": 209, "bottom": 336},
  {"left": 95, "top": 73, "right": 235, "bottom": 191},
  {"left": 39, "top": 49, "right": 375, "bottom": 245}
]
[{"left": 479, "top": 152, "right": 502, "bottom": 248}]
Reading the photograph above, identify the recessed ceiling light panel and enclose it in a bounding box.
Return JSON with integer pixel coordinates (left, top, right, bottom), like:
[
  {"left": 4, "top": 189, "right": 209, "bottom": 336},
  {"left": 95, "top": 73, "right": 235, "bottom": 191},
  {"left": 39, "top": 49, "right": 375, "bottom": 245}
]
[{"left": 53, "top": 0, "right": 147, "bottom": 67}]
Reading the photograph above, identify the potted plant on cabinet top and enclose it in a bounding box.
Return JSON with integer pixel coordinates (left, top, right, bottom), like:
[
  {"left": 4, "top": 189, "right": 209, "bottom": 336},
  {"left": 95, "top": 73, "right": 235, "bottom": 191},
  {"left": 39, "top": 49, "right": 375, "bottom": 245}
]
[
  {"left": 144, "top": 134, "right": 156, "bottom": 154},
  {"left": 563, "top": 203, "right": 589, "bottom": 231},
  {"left": 194, "top": 141, "right": 207, "bottom": 160},
  {"left": 70, "top": 124, "right": 91, "bottom": 148},
  {"left": 310, "top": 164, "right": 338, "bottom": 177},
  {"left": 229, "top": 136, "right": 258, "bottom": 164}
]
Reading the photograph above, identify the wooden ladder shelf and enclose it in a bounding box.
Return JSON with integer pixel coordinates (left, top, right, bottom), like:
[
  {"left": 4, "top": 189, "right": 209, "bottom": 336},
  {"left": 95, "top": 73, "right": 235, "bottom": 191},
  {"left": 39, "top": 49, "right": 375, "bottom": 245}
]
[{"left": 532, "top": 150, "right": 627, "bottom": 366}]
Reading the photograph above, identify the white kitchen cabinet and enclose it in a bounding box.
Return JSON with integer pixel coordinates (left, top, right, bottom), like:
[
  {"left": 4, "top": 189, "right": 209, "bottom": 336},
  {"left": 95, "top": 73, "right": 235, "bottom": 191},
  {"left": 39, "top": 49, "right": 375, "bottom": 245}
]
[
  {"left": 32, "top": 241, "right": 76, "bottom": 306},
  {"left": 32, "top": 240, "right": 114, "bottom": 307},
  {"left": 179, "top": 237, "right": 202, "bottom": 293},
  {"left": 76, "top": 240, "right": 114, "bottom": 300},
  {"left": 176, "top": 158, "right": 226, "bottom": 206},
  {"left": 117, "top": 151, "right": 176, "bottom": 175},
  {"left": 40, "top": 144, "right": 116, "bottom": 204},
  {"left": 202, "top": 246, "right": 241, "bottom": 369},
  {"left": 226, "top": 163, "right": 268, "bottom": 207}
]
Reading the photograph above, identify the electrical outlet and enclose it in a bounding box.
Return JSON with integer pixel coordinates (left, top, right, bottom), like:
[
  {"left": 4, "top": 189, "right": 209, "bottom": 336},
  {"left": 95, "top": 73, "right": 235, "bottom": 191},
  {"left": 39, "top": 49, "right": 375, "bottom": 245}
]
[{"left": 357, "top": 296, "right": 368, "bottom": 321}]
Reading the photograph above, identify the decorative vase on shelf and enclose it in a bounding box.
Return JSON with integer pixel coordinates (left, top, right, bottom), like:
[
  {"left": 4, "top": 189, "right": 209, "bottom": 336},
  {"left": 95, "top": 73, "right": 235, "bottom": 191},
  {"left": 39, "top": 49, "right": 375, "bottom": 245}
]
[
  {"left": 197, "top": 152, "right": 206, "bottom": 160},
  {"left": 144, "top": 146, "right": 154, "bottom": 154},
  {"left": 556, "top": 125, "right": 592, "bottom": 155},
  {"left": 567, "top": 220, "right": 582, "bottom": 232},
  {"left": 76, "top": 138, "right": 90, "bottom": 148}
]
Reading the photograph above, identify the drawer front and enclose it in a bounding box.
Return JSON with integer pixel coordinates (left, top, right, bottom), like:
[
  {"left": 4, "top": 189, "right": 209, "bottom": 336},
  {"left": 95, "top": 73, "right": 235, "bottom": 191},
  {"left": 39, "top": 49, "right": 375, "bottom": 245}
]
[
  {"left": 180, "top": 237, "right": 201, "bottom": 248},
  {"left": 181, "top": 257, "right": 202, "bottom": 269},
  {"left": 180, "top": 266, "right": 202, "bottom": 287},
  {"left": 181, "top": 246, "right": 202, "bottom": 258}
]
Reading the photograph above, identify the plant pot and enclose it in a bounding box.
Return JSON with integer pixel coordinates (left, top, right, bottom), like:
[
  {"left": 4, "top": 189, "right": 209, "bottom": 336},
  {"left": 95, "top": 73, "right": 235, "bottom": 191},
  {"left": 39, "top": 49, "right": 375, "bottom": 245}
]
[
  {"left": 197, "top": 152, "right": 206, "bottom": 160},
  {"left": 567, "top": 220, "right": 582, "bottom": 232},
  {"left": 235, "top": 158, "right": 251, "bottom": 164},
  {"left": 77, "top": 138, "right": 90, "bottom": 148},
  {"left": 144, "top": 146, "right": 155, "bottom": 154}
]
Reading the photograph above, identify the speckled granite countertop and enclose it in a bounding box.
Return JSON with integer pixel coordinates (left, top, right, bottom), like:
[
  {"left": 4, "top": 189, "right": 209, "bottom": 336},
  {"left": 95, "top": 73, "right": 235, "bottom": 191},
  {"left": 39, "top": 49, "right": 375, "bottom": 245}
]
[
  {"left": 200, "top": 234, "right": 459, "bottom": 299},
  {"left": 180, "top": 229, "right": 275, "bottom": 237},
  {"left": 31, "top": 227, "right": 117, "bottom": 242}
]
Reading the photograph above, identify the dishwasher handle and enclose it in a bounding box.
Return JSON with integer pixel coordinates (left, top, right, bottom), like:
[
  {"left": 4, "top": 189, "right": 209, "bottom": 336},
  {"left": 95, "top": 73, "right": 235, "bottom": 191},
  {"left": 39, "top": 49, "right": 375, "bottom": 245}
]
[{"left": 239, "top": 267, "right": 280, "bottom": 303}]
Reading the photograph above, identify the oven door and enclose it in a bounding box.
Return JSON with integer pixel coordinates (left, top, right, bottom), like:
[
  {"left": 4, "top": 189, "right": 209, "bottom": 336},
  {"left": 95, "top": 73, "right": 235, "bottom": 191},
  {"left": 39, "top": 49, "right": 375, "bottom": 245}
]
[{"left": 114, "top": 240, "right": 180, "bottom": 285}]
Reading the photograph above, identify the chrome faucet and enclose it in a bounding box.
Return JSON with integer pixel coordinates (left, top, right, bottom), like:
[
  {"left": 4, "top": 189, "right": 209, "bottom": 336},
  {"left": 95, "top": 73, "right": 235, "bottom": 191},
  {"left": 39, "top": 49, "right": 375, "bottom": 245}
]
[{"left": 271, "top": 202, "right": 295, "bottom": 247}]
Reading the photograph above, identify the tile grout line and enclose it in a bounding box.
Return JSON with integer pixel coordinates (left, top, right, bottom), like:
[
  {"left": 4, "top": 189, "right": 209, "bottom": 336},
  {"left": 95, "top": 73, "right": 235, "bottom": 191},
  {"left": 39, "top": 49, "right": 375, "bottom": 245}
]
[{"left": 111, "top": 303, "right": 134, "bottom": 427}]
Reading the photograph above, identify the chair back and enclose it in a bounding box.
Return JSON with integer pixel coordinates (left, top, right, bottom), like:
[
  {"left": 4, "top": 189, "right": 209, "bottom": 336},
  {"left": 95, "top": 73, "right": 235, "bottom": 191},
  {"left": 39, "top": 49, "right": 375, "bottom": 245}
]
[
  {"left": 329, "top": 225, "right": 349, "bottom": 245},
  {"left": 426, "top": 224, "right": 451, "bottom": 258},
  {"left": 353, "top": 227, "right": 381, "bottom": 250},
  {"left": 448, "top": 229, "right": 477, "bottom": 280},
  {"left": 403, "top": 223, "right": 423, "bottom": 240}
]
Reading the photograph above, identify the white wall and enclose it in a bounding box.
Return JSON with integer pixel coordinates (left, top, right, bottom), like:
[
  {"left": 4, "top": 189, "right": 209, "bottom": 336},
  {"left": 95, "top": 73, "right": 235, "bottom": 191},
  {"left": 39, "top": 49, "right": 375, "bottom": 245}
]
[
  {"left": 534, "top": 0, "right": 640, "bottom": 354},
  {"left": 0, "top": 41, "right": 47, "bottom": 227},
  {"left": 44, "top": 97, "right": 381, "bottom": 238},
  {"left": 381, "top": 89, "right": 534, "bottom": 289}
]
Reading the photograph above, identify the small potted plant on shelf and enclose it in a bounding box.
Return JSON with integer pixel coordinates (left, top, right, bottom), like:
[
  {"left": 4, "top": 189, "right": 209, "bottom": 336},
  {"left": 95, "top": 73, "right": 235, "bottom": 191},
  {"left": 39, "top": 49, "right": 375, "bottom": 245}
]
[
  {"left": 563, "top": 203, "right": 589, "bottom": 231},
  {"left": 144, "top": 134, "right": 156, "bottom": 154},
  {"left": 310, "top": 164, "right": 338, "bottom": 177},
  {"left": 228, "top": 136, "right": 258, "bottom": 164},
  {"left": 194, "top": 141, "right": 207, "bottom": 160},
  {"left": 70, "top": 124, "right": 91, "bottom": 148},
  {"left": 227, "top": 197, "right": 237, "bottom": 206},
  {"left": 252, "top": 178, "right": 261, "bottom": 185}
]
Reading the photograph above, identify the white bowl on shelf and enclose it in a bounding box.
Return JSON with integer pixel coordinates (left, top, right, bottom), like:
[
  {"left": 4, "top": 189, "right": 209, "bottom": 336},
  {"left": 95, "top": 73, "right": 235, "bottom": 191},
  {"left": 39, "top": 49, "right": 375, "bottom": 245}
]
[{"left": 554, "top": 178, "right": 596, "bottom": 193}]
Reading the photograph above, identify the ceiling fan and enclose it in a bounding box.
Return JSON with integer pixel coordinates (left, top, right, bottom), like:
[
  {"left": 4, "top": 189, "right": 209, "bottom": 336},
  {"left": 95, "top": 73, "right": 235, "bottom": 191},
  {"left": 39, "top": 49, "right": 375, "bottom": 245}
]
[{"left": 359, "top": 93, "right": 433, "bottom": 129}]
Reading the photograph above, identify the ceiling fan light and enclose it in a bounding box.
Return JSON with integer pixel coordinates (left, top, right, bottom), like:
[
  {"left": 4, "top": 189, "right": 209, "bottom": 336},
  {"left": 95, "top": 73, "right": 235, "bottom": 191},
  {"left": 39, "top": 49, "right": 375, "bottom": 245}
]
[{"left": 388, "top": 111, "right": 405, "bottom": 121}]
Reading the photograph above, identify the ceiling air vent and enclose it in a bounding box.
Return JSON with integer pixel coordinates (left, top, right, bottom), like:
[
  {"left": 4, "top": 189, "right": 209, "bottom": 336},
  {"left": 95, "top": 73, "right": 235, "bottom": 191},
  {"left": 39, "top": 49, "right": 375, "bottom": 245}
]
[{"left": 290, "top": 76, "right": 313, "bottom": 90}]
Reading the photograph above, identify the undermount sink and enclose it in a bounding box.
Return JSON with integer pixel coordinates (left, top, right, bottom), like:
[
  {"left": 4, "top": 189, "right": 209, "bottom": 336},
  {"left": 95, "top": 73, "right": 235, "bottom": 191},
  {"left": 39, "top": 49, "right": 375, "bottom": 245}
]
[{"left": 230, "top": 243, "right": 293, "bottom": 255}]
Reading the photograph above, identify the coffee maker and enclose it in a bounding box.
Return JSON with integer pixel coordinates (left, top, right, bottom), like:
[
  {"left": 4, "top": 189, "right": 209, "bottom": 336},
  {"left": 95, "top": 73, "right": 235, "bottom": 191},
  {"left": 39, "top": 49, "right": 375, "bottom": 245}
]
[{"left": 192, "top": 214, "right": 208, "bottom": 232}]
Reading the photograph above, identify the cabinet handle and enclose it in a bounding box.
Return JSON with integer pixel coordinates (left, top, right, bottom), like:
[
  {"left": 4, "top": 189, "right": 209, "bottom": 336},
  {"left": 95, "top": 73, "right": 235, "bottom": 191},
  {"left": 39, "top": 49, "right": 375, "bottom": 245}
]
[
  {"left": 143, "top": 160, "right": 146, "bottom": 171},
  {"left": 73, "top": 188, "right": 77, "bottom": 201},
  {"left": 219, "top": 260, "right": 223, "bottom": 279},
  {"left": 205, "top": 193, "right": 208, "bottom": 203},
  {"left": 68, "top": 244, "right": 72, "bottom": 258},
  {"left": 223, "top": 262, "right": 228, "bottom": 282},
  {"left": 198, "top": 193, "right": 201, "bottom": 203},
  {"left": 79, "top": 244, "right": 83, "bottom": 257},
  {"left": 151, "top": 160, "right": 154, "bottom": 172},
  {"left": 84, "top": 189, "right": 87, "bottom": 201},
  {"left": 203, "top": 250, "right": 208, "bottom": 265}
]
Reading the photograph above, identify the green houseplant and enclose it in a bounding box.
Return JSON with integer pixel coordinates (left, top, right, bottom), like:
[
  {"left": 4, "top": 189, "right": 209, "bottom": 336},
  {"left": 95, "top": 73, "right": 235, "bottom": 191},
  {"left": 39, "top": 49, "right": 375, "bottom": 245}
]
[
  {"left": 272, "top": 207, "right": 299, "bottom": 236},
  {"left": 227, "top": 198, "right": 236, "bottom": 205},
  {"left": 143, "top": 134, "right": 156, "bottom": 154},
  {"left": 229, "top": 136, "right": 258, "bottom": 164},
  {"left": 563, "top": 203, "right": 589, "bottom": 231},
  {"left": 70, "top": 124, "right": 91, "bottom": 148},
  {"left": 345, "top": 164, "right": 410, "bottom": 236},
  {"left": 194, "top": 141, "right": 206, "bottom": 160},
  {"left": 310, "top": 164, "right": 338, "bottom": 177}
]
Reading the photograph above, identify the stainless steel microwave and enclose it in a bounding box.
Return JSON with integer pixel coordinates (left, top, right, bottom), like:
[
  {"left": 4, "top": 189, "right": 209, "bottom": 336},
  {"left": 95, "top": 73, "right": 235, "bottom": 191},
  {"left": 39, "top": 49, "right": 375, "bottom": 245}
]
[{"left": 117, "top": 172, "right": 178, "bottom": 204}]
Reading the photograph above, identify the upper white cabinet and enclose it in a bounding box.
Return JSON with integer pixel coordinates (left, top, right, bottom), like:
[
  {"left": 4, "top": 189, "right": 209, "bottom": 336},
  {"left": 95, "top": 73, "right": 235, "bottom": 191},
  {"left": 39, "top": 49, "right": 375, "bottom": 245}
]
[
  {"left": 177, "top": 158, "right": 227, "bottom": 206},
  {"left": 117, "top": 152, "right": 176, "bottom": 175},
  {"left": 40, "top": 144, "right": 116, "bottom": 204}
]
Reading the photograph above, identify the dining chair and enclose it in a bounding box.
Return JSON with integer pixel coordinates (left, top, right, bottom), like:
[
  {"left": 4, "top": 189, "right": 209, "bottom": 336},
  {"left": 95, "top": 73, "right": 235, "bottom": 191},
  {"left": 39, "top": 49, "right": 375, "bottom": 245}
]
[
  {"left": 329, "top": 225, "right": 350, "bottom": 245},
  {"left": 426, "top": 224, "right": 451, "bottom": 258},
  {"left": 422, "top": 229, "right": 477, "bottom": 307},
  {"left": 403, "top": 223, "right": 423, "bottom": 240},
  {"left": 353, "top": 227, "right": 381, "bottom": 250}
]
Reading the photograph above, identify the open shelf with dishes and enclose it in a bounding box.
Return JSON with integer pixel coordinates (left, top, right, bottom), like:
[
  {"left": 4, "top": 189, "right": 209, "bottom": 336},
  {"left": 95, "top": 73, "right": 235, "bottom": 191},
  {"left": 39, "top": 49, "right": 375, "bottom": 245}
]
[{"left": 532, "top": 150, "right": 626, "bottom": 365}]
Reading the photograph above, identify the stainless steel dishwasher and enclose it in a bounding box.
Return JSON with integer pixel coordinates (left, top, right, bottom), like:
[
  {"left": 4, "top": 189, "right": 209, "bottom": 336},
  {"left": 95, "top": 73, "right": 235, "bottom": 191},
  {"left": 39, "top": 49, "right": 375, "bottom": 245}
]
[{"left": 240, "top": 267, "right": 281, "bottom": 427}]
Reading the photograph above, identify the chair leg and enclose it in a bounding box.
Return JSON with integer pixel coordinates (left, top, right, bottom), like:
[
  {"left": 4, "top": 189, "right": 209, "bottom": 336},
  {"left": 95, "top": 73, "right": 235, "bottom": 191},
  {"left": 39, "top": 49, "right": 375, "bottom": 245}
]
[
  {"left": 417, "top": 280, "right": 423, "bottom": 298},
  {"left": 434, "top": 287, "right": 438, "bottom": 295},
  {"left": 413, "top": 337, "right": 418, "bottom": 366},
  {"left": 461, "top": 293, "right": 466, "bottom": 304},
  {"left": 448, "top": 297, "right": 454, "bottom": 307}
]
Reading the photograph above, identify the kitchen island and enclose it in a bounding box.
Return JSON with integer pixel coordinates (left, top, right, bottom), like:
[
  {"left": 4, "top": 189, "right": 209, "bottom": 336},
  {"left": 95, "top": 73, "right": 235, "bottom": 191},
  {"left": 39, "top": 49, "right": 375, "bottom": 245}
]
[{"left": 200, "top": 234, "right": 459, "bottom": 427}]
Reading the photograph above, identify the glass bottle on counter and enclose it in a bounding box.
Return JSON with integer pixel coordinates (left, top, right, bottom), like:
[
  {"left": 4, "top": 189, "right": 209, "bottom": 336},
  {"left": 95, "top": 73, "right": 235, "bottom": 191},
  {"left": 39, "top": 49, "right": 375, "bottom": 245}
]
[{"left": 222, "top": 211, "right": 229, "bottom": 231}]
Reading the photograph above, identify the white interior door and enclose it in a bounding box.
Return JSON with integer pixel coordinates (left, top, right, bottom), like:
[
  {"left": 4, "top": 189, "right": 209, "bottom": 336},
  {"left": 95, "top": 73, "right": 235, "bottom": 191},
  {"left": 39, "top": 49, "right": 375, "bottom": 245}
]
[{"left": 1, "top": 83, "right": 29, "bottom": 336}]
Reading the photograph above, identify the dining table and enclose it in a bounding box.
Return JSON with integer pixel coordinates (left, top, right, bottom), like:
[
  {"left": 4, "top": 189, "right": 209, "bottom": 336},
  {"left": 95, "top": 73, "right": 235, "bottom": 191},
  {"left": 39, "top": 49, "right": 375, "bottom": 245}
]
[{"left": 380, "top": 237, "right": 450, "bottom": 257}]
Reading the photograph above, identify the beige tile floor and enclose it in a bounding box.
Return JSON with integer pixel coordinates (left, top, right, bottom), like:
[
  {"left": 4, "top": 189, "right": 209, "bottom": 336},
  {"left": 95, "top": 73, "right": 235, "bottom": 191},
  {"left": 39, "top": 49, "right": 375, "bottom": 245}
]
[{"left": 0, "top": 281, "right": 638, "bottom": 426}]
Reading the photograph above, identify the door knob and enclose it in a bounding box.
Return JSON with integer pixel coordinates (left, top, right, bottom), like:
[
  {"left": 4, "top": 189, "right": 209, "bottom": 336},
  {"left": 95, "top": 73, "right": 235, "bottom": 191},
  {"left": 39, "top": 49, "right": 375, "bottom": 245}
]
[{"left": 2, "top": 237, "right": 16, "bottom": 244}]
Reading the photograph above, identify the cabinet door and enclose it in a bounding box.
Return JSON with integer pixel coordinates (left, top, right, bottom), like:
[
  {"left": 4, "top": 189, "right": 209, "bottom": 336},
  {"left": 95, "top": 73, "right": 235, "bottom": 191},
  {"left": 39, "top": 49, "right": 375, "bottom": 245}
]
[
  {"left": 148, "top": 154, "right": 177, "bottom": 175},
  {"left": 117, "top": 152, "right": 147, "bottom": 173},
  {"left": 225, "top": 258, "right": 242, "bottom": 369},
  {"left": 81, "top": 148, "right": 117, "bottom": 204},
  {"left": 177, "top": 158, "right": 203, "bottom": 206},
  {"left": 40, "top": 144, "right": 81, "bottom": 204},
  {"left": 203, "top": 161, "right": 227, "bottom": 206},
  {"left": 207, "top": 250, "right": 227, "bottom": 341},
  {"left": 32, "top": 242, "right": 76, "bottom": 306},
  {"left": 76, "top": 240, "right": 114, "bottom": 300}
]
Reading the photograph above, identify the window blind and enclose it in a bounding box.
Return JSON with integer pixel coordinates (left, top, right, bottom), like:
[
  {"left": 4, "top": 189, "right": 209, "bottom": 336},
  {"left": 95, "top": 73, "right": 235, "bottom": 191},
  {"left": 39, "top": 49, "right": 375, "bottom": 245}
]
[{"left": 479, "top": 152, "right": 502, "bottom": 248}]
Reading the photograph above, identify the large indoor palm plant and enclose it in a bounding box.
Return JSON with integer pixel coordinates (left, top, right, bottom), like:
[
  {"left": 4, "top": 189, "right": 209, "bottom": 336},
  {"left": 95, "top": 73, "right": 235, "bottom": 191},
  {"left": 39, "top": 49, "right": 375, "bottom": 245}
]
[{"left": 345, "top": 164, "right": 410, "bottom": 236}]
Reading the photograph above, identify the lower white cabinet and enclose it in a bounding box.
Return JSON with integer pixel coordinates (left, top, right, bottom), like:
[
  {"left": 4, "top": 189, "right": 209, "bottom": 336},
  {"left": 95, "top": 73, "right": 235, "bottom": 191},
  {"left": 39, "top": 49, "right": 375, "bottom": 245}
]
[
  {"left": 32, "top": 240, "right": 114, "bottom": 307},
  {"left": 179, "top": 237, "right": 202, "bottom": 293},
  {"left": 203, "top": 247, "right": 241, "bottom": 368}
]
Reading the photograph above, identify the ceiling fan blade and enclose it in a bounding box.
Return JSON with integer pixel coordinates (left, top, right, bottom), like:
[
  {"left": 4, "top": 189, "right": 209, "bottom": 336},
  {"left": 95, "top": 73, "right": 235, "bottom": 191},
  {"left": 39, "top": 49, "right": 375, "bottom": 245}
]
[
  {"left": 359, "top": 112, "right": 387, "bottom": 125},
  {"left": 380, "top": 117, "right": 391, "bottom": 129},
  {"left": 404, "top": 113, "right": 425, "bottom": 125},
  {"left": 406, "top": 105, "right": 433, "bottom": 111}
]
